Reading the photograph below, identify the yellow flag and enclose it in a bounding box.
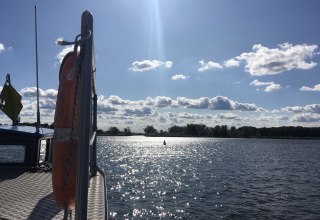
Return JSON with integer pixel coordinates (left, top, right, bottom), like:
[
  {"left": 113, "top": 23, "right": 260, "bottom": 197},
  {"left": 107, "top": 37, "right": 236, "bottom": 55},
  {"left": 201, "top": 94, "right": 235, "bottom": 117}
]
[{"left": 0, "top": 84, "right": 23, "bottom": 123}]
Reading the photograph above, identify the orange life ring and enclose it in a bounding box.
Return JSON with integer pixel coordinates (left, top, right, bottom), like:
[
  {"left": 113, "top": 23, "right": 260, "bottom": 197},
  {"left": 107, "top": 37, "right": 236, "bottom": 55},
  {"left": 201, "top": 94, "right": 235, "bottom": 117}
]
[{"left": 52, "top": 52, "right": 78, "bottom": 210}]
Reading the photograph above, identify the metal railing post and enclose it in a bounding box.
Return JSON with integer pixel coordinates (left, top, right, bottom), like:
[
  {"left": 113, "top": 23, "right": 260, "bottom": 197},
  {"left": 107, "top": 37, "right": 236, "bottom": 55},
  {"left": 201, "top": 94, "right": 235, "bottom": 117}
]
[
  {"left": 75, "top": 10, "right": 93, "bottom": 220},
  {"left": 90, "top": 93, "right": 98, "bottom": 176}
]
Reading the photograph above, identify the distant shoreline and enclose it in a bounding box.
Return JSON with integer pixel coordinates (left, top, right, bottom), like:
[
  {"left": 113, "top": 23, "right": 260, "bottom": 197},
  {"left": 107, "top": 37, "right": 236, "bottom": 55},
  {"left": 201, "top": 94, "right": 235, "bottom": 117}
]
[
  {"left": 97, "top": 133, "right": 320, "bottom": 140},
  {"left": 13, "top": 122, "right": 320, "bottom": 140}
]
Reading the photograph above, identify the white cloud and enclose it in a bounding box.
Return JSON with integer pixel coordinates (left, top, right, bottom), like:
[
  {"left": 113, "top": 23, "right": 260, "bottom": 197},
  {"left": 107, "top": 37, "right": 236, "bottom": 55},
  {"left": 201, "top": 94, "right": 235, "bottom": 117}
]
[
  {"left": 177, "top": 96, "right": 261, "bottom": 111},
  {"left": 250, "top": 80, "right": 282, "bottom": 92},
  {"left": 171, "top": 74, "right": 189, "bottom": 80},
  {"left": 123, "top": 106, "right": 154, "bottom": 116},
  {"left": 208, "top": 96, "right": 233, "bottom": 110},
  {"left": 291, "top": 113, "right": 320, "bottom": 122},
  {"left": 108, "top": 95, "right": 130, "bottom": 105},
  {"left": 224, "top": 58, "right": 240, "bottom": 67},
  {"left": 215, "top": 112, "right": 240, "bottom": 120},
  {"left": 250, "top": 79, "right": 270, "bottom": 87},
  {"left": 177, "top": 97, "right": 210, "bottom": 109},
  {"left": 130, "top": 60, "right": 173, "bottom": 72},
  {"left": 39, "top": 99, "right": 56, "bottom": 110},
  {"left": 56, "top": 45, "right": 74, "bottom": 63},
  {"left": 177, "top": 112, "right": 211, "bottom": 119},
  {"left": 97, "top": 99, "right": 118, "bottom": 113},
  {"left": 257, "top": 114, "right": 289, "bottom": 122},
  {"left": 6, "top": 92, "right": 320, "bottom": 131},
  {"left": 154, "top": 96, "right": 172, "bottom": 107},
  {"left": 0, "top": 43, "right": 5, "bottom": 53},
  {"left": 276, "top": 115, "right": 290, "bottom": 121},
  {"left": 145, "top": 97, "right": 155, "bottom": 105},
  {"left": 282, "top": 104, "right": 320, "bottom": 114},
  {"left": 198, "top": 60, "right": 223, "bottom": 72},
  {"left": 97, "top": 103, "right": 118, "bottom": 113},
  {"left": 264, "top": 83, "right": 282, "bottom": 92},
  {"left": 20, "top": 87, "right": 58, "bottom": 99},
  {"left": 236, "top": 43, "right": 318, "bottom": 76},
  {"left": 20, "top": 92, "right": 260, "bottom": 117},
  {"left": 158, "top": 116, "right": 167, "bottom": 123},
  {"left": 164, "top": 61, "right": 173, "bottom": 69},
  {"left": 300, "top": 84, "right": 320, "bottom": 92}
]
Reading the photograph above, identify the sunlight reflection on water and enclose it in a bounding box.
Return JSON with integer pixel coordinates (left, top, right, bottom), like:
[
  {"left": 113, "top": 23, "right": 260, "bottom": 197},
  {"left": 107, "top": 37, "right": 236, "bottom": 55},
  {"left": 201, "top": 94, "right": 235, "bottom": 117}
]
[{"left": 97, "top": 136, "right": 320, "bottom": 219}]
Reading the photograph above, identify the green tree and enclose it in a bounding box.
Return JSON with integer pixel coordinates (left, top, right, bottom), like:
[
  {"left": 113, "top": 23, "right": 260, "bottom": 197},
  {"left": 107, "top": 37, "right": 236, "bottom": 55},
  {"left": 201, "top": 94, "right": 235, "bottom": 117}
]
[
  {"left": 123, "top": 127, "right": 132, "bottom": 135},
  {"left": 168, "top": 125, "right": 184, "bottom": 135},
  {"left": 107, "top": 126, "right": 120, "bottom": 135},
  {"left": 144, "top": 125, "right": 158, "bottom": 135}
]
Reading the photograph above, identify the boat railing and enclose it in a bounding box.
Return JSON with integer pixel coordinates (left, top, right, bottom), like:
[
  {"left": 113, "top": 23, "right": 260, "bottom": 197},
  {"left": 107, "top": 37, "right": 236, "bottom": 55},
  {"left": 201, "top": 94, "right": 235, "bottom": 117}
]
[{"left": 75, "top": 10, "right": 98, "bottom": 220}]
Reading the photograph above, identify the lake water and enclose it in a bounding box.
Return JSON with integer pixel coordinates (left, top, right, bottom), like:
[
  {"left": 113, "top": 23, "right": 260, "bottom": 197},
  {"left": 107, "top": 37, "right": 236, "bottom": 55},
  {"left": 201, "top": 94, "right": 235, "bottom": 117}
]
[{"left": 97, "top": 136, "right": 320, "bottom": 219}]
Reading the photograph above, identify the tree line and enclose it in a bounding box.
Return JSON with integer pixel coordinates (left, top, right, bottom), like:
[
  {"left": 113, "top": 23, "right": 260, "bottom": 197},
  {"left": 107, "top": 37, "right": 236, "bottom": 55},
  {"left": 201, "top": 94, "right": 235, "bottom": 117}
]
[
  {"left": 11, "top": 122, "right": 320, "bottom": 139},
  {"left": 99, "top": 124, "right": 320, "bottom": 139}
]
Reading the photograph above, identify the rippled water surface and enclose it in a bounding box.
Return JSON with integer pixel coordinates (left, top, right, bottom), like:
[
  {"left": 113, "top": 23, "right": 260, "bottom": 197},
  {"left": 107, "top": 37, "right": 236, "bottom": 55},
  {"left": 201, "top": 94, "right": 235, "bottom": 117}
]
[{"left": 97, "top": 136, "right": 320, "bottom": 219}]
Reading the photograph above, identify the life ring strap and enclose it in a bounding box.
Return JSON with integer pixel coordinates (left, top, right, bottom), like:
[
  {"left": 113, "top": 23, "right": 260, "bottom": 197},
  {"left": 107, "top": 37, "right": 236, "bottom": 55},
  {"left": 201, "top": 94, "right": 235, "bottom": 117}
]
[{"left": 54, "top": 128, "right": 78, "bottom": 142}]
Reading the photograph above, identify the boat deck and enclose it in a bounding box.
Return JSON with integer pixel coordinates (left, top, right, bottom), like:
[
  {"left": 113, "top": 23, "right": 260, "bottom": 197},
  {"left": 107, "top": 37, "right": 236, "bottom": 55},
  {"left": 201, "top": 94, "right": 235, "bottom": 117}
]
[{"left": 0, "top": 167, "right": 106, "bottom": 220}]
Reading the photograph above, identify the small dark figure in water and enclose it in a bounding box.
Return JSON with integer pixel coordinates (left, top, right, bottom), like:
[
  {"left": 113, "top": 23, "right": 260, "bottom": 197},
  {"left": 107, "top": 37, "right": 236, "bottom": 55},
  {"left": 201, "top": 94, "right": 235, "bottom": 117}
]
[{"left": 163, "top": 140, "right": 166, "bottom": 145}]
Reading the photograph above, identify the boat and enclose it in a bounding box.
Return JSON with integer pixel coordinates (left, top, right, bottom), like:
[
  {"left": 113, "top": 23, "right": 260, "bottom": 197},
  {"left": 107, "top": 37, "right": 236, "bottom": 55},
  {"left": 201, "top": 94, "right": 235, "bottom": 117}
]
[{"left": 0, "top": 10, "right": 107, "bottom": 220}]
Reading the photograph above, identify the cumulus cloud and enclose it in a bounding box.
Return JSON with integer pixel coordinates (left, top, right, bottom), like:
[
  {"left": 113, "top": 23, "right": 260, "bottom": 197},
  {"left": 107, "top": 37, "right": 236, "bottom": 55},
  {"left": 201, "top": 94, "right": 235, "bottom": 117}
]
[
  {"left": 177, "top": 97, "right": 210, "bottom": 109},
  {"left": 177, "top": 96, "right": 261, "bottom": 111},
  {"left": 97, "top": 95, "right": 130, "bottom": 113},
  {"left": 300, "top": 84, "right": 320, "bottom": 92},
  {"left": 235, "top": 43, "right": 318, "bottom": 76},
  {"left": 276, "top": 115, "right": 290, "bottom": 121},
  {"left": 108, "top": 95, "right": 130, "bottom": 105},
  {"left": 215, "top": 112, "right": 240, "bottom": 120},
  {"left": 9, "top": 92, "right": 272, "bottom": 129},
  {"left": 250, "top": 79, "right": 282, "bottom": 92},
  {"left": 56, "top": 45, "right": 74, "bottom": 63},
  {"left": 130, "top": 60, "right": 173, "bottom": 72},
  {"left": 198, "top": 60, "right": 223, "bottom": 72},
  {"left": 265, "top": 83, "right": 282, "bottom": 92},
  {"left": 0, "top": 43, "right": 5, "bottom": 53},
  {"left": 177, "top": 112, "right": 211, "bottom": 119},
  {"left": 250, "top": 79, "right": 270, "bottom": 87},
  {"left": 154, "top": 96, "right": 172, "bottom": 107},
  {"left": 235, "top": 102, "right": 263, "bottom": 111},
  {"left": 145, "top": 97, "right": 155, "bottom": 105},
  {"left": 123, "top": 106, "right": 153, "bottom": 116},
  {"left": 257, "top": 114, "right": 289, "bottom": 122},
  {"left": 282, "top": 104, "right": 320, "bottom": 114},
  {"left": 291, "top": 113, "right": 320, "bottom": 122},
  {"left": 224, "top": 58, "right": 240, "bottom": 67},
  {"left": 209, "top": 96, "right": 233, "bottom": 110},
  {"left": 97, "top": 102, "right": 117, "bottom": 113},
  {"left": 39, "top": 99, "right": 56, "bottom": 109},
  {"left": 158, "top": 116, "right": 167, "bottom": 123},
  {"left": 20, "top": 87, "right": 58, "bottom": 99},
  {"left": 171, "top": 74, "right": 189, "bottom": 80}
]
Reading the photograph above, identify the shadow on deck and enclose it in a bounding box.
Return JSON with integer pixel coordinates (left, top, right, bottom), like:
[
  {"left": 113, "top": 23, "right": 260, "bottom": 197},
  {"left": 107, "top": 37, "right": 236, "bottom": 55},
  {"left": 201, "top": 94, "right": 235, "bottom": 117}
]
[{"left": 0, "top": 167, "right": 106, "bottom": 219}]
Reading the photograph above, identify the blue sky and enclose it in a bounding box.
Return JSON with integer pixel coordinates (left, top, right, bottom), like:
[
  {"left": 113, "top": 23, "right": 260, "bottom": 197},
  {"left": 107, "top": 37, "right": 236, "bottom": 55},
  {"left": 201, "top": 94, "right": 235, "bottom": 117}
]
[{"left": 1, "top": 0, "right": 320, "bottom": 131}]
